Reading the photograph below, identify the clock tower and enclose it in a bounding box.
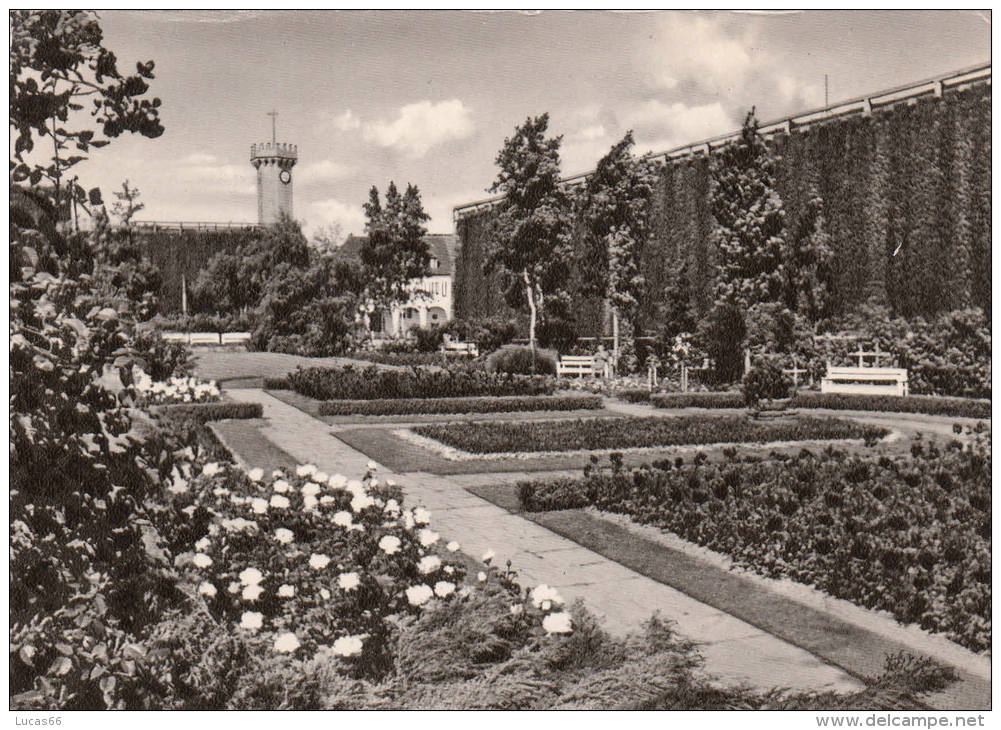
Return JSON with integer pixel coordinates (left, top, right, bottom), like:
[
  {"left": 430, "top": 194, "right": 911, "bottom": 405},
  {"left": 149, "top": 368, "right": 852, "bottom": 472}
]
[{"left": 250, "top": 119, "right": 297, "bottom": 225}]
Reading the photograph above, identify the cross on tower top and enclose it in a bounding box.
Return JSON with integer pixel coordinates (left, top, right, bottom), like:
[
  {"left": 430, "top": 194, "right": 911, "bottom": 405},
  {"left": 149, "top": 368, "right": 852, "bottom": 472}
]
[{"left": 267, "top": 109, "right": 278, "bottom": 143}]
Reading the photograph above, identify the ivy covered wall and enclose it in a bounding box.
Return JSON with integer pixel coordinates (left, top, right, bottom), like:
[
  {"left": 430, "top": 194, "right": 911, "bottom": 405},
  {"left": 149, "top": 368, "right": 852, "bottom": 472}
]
[{"left": 453, "top": 84, "right": 991, "bottom": 334}]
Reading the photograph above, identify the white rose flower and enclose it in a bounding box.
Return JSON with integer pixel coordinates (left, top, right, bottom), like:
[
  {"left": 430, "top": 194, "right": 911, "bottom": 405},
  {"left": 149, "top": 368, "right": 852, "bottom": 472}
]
[
  {"left": 242, "top": 584, "right": 264, "bottom": 601},
  {"left": 270, "top": 494, "right": 290, "bottom": 509},
  {"left": 332, "top": 511, "right": 353, "bottom": 527},
  {"left": 320, "top": 495, "right": 336, "bottom": 505},
  {"left": 272, "top": 470, "right": 285, "bottom": 479},
  {"left": 541, "top": 600, "right": 552, "bottom": 611},
  {"left": 379, "top": 535, "right": 402, "bottom": 555},
  {"left": 272, "top": 479, "right": 291, "bottom": 493},
  {"left": 510, "top": 604, "right": 524, "bottom": 616},
  {"left": 274, "top": 632, "right": 301, "bottom": 653},
  {"left": 296, "top": 464, "right": 317, "bottom": 477},
  {"left": 309, "top": 553, "right": 331, "bottom": 570},
  {"left": 301, "top": 482, "right": 321, "bottom": 497},
  {"left": 198, "top": 581, "right": 217, "bottom": 598},
  {"left": 192, "top": 553, "right": 213, "bottom": 568},
  {"left": 418, "top": 529, "right": 440, "bottom": 547},
  {"left": 313, "top": 472, "right": 329, "bottom": 484},
  {"left": 434, "top": 581, "right": 456, "bottom": 598},
  {"left": 402, "top": 511, "right": 416, "bottom": 530},
  {"left": 383, "top": 499, "right": 401, "bottom": 515},
  {"left": 328, "top": 474, "right": 347, "bottom": 489},
  {"left": 168, "top": 476, "right": 188, "bottom": 494},
  {"left": 405, "top": 584, "right": 434, "bottom": 606},
  {"left": 386, "top": 478, "right": 396, "bottom": 487},
  {"left": 240, "top": 611, "right": 264, "bottom": 631},
  {"left": 228, "top": 581, "right": 241, "bottom": 594},
  {"left": 332, "top": 635, "right": 364, "bottom": 657},
  {"left": 274, "top": 528, "right": 294, "bottom": 544},
  {"left": 444, "top": 565, "right": 454, "bottom": 575},
  {"left": 446, "top": 541, "right": 460, "bottom": 552},
  {"left": 337, "top": 572, "right": 360, "bottom": 591},
  {"left": 277, "top": 584, "right": 295, "bottom": 598},
  {"left": 239, "top": 567, "right": 264, "bottom": 585},
  {"left": 366, "top": 460, "right": 379, "bottom": 471},
  {"left": 530, "top": 584, "right": 564, "bottom": 609},
  {"left": 542, "top": 611, "right": 573, "bottom": 634},
  {"left": 320, "top": 588, "right": 331, "bottom": 600},
  {"left": 194, "top": 537, "right": 211, "bottom": 551},
  {"left": 303, "top": 494, "right": 318, "bottom": 510},
  {"left": 247, "top": 467, "right": 264, "bottom": 482},
  {"left": 413, "top": 507, "right": 432, "bottom": 525},
  {"left": 251, "top": 498, "right": 268, "bottom": 514},
  {"left": 477, "top": 571, "right": 487, "bottom": 582},
  {"left": 417, "top": 555, "right": 441, "bottom": 575}
]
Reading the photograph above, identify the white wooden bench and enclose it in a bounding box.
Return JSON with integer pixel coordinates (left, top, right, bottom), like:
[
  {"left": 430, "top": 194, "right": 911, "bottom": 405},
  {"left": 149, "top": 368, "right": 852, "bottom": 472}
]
[
  {"left": 821, "top": 366, "right": 909, "bottom": 396},
  {"left": 221, "top": 331, "right": 252, "bottom": 345},
  {"left": 161, "top": 332, "right": 188, "bottom": 343},
  {"left": 188, "top": 332, "right": 221, "bottom": 346},
  {"left": 557, "top": 355, "right": 597, "bottom": 378},
  {"left": 442, "top": 340, "right": 478, "bottom": 357}
]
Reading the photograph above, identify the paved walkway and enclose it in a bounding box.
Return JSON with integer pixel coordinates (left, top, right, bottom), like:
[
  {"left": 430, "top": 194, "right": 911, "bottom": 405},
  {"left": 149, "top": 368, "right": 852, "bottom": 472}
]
[{"left": 222, "top": 388, "right": 865, "bottom": 695}]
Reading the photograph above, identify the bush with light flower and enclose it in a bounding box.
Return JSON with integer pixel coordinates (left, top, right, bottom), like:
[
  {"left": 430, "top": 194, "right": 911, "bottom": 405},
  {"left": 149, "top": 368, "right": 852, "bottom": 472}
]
[{"left": 131, "top": 373, "right": 221, "bottom": 406}]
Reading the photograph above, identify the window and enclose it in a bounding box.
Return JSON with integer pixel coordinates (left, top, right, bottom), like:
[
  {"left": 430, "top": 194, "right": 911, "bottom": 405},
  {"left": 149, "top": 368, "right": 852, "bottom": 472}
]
[{"left": 429, "top": 257, "right": 438, "bottom": 270}]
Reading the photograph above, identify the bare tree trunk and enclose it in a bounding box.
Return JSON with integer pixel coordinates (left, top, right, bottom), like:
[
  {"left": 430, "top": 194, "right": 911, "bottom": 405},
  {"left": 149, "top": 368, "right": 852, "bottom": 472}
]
[
  {"left": 523, "top": 271, "right": 537, "bottom": 372},
  {"left": 612, "top": 307, "right": 620, "bottom": 368}
]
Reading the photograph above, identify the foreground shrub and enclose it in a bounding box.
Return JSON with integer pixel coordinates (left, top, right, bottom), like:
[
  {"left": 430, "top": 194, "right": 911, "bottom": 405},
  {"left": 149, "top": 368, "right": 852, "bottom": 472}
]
[
  {"left": 485, "top": 345, "right": 558, "bottom": 376},
  {"left": 520, "top": 434, "right": 992, "bottom": 652},
  {"left": 742, "top": 361, "right": 793, "bottom": 407},
  {"left": 131, "top": 329, "right": 193, "bottom": 380},
  {"left": 285, "top": 364, "right": 555, "bottom": 401},
  {"left": 414, "top": 415, "right": 886, "bottom": 454},
  {"left": 650, "top": 392, "right": 745, "bottom": 409},
  {"left": 318, "top": 394, "right": 603, "bottom": 416}
]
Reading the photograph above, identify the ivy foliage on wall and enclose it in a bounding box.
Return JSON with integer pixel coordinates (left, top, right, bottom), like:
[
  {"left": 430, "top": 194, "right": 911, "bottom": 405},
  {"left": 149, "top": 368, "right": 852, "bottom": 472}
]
[{"left": 454, "top": 84, "right": 991, "bottom": 333}]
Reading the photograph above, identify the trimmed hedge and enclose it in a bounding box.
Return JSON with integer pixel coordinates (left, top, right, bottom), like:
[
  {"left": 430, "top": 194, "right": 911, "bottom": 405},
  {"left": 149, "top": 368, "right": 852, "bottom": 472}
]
[
  {"left": 284, "top": 364, "right": 555, "bottom": 401},
  {"left": 650, "top": 392, "right": 745, "bottom": 409},
  {"left": 518, "top": 435, "right": 992, "bottom": 652},
  {"left": 650, "top": 391, "right": 991, "bottom": 419},
  {"left": 789, "top": 393, "right": 991, "bottom": 419},
  {"left": 318, "top": 394, "right": 603, "bottom": 416},
  {"left": 414, "top": 415, "right": 887, "bottom": 454},
  {"left": 616, "top": 389, "right": 653, "bottom": 403},
  {"left": 151, "top": 402, "right": 263, "bottom": 422}
]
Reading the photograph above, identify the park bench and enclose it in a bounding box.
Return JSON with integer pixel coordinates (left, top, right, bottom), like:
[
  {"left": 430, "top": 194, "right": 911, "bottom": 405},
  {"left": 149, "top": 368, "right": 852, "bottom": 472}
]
[
  {"left": 161, "top": 332, "right": 188, "bottom": 343},
  {"left": 221, "top": 331, "right": 252, "bottom": 345},
  {"left": 820, "top": 351, "right": 908, "bottom": 396},
  {"left": 442, "top": 340, "right": 479, "bottom": 357},
  {"left": 188, "top": 332, "right": 221, "bottom": 346},
  {"left": 556, "top": 355, "right": 597, "bottom": 378}
]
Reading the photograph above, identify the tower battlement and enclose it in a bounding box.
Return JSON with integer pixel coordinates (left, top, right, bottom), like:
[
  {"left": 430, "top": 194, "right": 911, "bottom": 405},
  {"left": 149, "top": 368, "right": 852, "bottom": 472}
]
[{"left": 250, "top": 141, "right": 298, "bottom": 161}]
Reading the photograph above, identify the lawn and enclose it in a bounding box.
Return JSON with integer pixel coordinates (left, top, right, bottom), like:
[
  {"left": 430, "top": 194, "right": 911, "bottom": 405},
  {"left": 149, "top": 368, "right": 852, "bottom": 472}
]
[{"left": 413, "top": 415, "right": 888, "bottom": 454}]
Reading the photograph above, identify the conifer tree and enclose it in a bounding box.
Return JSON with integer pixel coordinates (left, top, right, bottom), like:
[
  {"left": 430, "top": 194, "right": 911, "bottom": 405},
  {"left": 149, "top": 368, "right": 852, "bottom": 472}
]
[
  {"left": 781, "top": 180, "right": 835, "bottom": 320},
  {"left": 710, "top": 109, "right": 786, "bottom": 308}
]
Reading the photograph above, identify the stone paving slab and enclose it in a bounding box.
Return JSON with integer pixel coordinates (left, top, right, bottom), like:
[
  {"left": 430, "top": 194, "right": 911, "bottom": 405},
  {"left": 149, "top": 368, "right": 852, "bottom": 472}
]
[{"left": 223, "top": 388, "right": 864, "bottom": 696}]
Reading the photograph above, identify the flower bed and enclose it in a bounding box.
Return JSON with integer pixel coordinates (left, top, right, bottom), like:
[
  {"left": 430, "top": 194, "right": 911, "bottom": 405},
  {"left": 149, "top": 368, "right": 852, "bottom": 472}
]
[
  {"left": 348, "top": 351, "right": 483, "bottom": 369},
  {"left": 152, "top": 402, "right": 264, "bottom": 422},
  {"left": 412, "top": 416, "right": 887, "bottom": 455},
  {"left": 518, "top": 435, "right": 991, "bottom": 652},
  {"left": 649, "top": 391, "right": 991, "bottom": 418},
  {"left": 317, "top": 394, "right": 603, "bottom": 416},
  {"left": 283, "top": 364, "right": 555, "bottom": 401},
  {"left": 133, "top": 373, "right": 221, "bottom": 405}
]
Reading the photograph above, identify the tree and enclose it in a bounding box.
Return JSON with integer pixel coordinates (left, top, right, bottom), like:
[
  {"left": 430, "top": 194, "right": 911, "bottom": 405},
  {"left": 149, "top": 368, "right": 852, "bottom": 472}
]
[
  {"left": 576, "top": 131, "right": 660, "bottom": 363},
  {"left": 360, "top": 182, "right": 431, "bottom": 315},
  {"left": 486, "top": 113, "right": 573, "bottom": 355},
  {"left": 111, "top": 179, "right": 144, "bottom": 227},
  {"left": 781, "top": 181, "right": 835, "bottom": 320},
  {"left": 311, "top": 222, "right": 345, "bottom": 256},
  {"left": 10, "top": 10, "right": 164, "bottom": 218},
  {"left": 710, "top": 109, "right": 787, "bottom": 308}
]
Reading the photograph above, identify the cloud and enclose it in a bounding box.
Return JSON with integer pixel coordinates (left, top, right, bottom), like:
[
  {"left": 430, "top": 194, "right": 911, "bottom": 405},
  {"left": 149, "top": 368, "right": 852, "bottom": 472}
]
[
  {"left": 363, "top": 99, "right": 474, "bottom": 158},
  {"left": 307, "top": 197, "right": 367, "bottom": 237},
  {"left": 180, "top": 152, "right": 218, "bottom": 165},
  {"left": 333, "top": 110, "right": 361, "bottom": 132},
  {"left": 627, "top": 100, "right": 731, "bottom": 151},
  {"left": 174, "top": 159, "right": 255, "bottom": 196},
  {"left": 297, "top": 159, "right": 352, "bottom": 185}
]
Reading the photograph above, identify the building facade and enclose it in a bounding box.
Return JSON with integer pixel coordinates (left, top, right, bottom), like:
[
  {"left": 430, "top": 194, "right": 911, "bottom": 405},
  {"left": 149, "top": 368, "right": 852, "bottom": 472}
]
[{"left": 338, "top": 234, "right": 458, "bottom": 338}]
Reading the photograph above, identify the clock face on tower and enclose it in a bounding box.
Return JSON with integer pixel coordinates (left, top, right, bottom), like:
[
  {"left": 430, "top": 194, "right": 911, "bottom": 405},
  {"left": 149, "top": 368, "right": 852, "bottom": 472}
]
[{"left": 279, "top": 170, "right": 291, "bottom": 185}]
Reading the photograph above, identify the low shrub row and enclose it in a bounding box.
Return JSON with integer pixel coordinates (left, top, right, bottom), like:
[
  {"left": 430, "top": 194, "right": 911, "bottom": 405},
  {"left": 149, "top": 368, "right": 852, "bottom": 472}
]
[
  {"left": 413, "top": 415, "right": 887, "bottom": 454},
  {"left": 318, "top": 394, "right": 603, "bottom": 416},
  {"left": 347, "top": 351, "right": 482, "bottom": 369},
  {"left": 648, "top": 391, "right": 992, "bottom": 419},
  {"left": 616, "top": 389, "right": 653, "bottom": 403},
  {"left": 284, "top": 364, "right": 555, "bottom": 401},
  {"left": 152, "top": 402, "right": 264, "bottom": 422},
  {"left": 518, "top": 434, "right": 991, "bottom": 652}
]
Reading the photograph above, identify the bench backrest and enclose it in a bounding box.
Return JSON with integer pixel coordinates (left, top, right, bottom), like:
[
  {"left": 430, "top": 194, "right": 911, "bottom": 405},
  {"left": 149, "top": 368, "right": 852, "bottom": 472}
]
[
  {"left": 560, "top": 356, "right": 595, "bottom": 365},
  {"left": 188, "top": 332, "right": 221, "bottom": 345},
  {"left": 221, "top": 332, "right": 251, "bottom": 344}
]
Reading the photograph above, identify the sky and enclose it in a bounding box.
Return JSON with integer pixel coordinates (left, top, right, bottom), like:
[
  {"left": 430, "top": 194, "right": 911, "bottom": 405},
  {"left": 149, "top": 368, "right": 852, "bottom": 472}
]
[{"left": 62, "top": 9, "right": 990, "bottom": 238}]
